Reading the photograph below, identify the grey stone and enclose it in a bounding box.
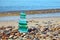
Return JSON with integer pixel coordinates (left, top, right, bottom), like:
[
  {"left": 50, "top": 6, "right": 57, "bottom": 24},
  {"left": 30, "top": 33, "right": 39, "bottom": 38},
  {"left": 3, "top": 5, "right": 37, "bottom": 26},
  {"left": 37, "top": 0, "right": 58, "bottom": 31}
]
[{"left": 33, "top": 38, "right": 39, "bottom": 40}]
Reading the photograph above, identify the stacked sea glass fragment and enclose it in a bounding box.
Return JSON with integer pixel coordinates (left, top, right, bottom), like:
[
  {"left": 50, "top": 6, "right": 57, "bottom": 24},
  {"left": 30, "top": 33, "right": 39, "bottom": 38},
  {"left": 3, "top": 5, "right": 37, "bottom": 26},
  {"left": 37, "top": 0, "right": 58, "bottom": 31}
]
[{"left": 18, "top": 11, "right": 28, "bottom": 33}]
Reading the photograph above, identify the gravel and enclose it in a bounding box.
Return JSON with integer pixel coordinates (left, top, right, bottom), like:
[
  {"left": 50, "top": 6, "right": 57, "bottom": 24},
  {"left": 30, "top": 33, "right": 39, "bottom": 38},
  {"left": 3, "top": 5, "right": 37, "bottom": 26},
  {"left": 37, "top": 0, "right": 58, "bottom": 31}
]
[{"left": 0, "top": 20, "right": 60, "bottom": 40}]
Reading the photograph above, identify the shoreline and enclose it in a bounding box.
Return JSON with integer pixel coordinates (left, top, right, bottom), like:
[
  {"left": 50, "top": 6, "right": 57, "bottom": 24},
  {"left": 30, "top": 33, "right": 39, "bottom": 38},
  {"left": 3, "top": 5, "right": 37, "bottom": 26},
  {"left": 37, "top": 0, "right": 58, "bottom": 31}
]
[
  {"left": 0, "top": 13, "right": 60, "bottom": 22},
  {"left": 0, "top": 9, "right": 60, "bottom": 17}
]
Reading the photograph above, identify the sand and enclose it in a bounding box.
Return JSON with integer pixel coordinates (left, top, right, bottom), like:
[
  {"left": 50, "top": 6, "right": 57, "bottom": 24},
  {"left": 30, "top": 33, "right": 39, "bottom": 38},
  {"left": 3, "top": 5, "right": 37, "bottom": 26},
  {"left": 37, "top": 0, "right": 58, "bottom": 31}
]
[
  {"left": 0, "top": 17, "right": 60, "bottom": 28},
  {"left": 0, "top": 17, "right": 60, "bottom": 40}
]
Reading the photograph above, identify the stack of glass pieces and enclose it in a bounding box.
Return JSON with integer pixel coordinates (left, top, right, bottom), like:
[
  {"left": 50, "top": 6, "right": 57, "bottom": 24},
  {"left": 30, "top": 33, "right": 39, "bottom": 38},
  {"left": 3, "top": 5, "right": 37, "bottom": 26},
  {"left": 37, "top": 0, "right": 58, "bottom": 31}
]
[{"left": 18, "top": 12, "right": 28, "bottom": 33}]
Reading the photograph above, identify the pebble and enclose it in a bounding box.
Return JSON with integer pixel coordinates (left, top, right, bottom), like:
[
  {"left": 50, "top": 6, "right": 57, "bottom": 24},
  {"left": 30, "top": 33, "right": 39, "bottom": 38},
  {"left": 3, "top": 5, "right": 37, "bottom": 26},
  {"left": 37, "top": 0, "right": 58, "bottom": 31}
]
[
  {"left": 46, "top": 37, "right": 52, "bottom": 40},
  {"left": 13, "top": 36, "right": 18, "bottom": 39},
  {"left": 9, "top": 35, "right": 14, "bottom": 38},
  {"left": 33, "top": 38, "right": 39, "bottom": 40},
  {"left": 4, "top": 30, "right": 11, "bottom": 35},
  {"left": 1, "top": 26, "right": 6, "bottom": 30},
  {"left": 18, "top": 36, "right": 23, "bottom": 40},
  {"left": 52, "top": 39, "right": 56, "bottom": 40},
  {"left": 7, "top": 26, "right": 12, "bottom": 28},
  {"left": 21, "top": 33, "right": 26, "bottom": 37},
  {"left": 8, "top": 39, "right": 13, "bottom": 40},
  {"left": 44, "top": 27, "right": 49, "bottom": 31},
  {"left": 15, "top": 32, "right": 21, "bottom": 37},
  {"left": 5, "top": 28, "right": 11, "bottom": 31},
  {"left": 28, "top": 28, "right": 32, "bottom": 32},
  {"left": 0, "top": 30, "right": 4, "bottom": 33},
  {"left": 23, "top": 38, "right": 27, "bottom": 40},
  {"left": 0, "top": 20, "right": 60, "bottom": 40},
  {"left": 40, "top": 27, "right": 46, "bottom": 31}
]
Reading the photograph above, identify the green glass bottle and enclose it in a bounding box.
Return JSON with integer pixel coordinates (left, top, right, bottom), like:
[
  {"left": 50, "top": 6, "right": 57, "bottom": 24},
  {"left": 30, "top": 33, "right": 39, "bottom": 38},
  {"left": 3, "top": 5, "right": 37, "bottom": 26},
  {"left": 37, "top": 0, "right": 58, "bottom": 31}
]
[{"left": 18, "top": 11, "right": 28, "bottom": 33}]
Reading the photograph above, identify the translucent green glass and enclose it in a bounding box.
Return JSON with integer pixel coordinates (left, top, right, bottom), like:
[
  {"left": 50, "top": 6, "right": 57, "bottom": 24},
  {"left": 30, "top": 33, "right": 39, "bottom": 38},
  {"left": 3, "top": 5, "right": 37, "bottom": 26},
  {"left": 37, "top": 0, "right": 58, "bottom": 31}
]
[
  {"left": 20, "top": 12, "right": 26, "bottom": 16},
  {"left": 20, "top": 16, "right": 26, "bottom": 18},
  {"left": 18, "top": 25, "right": 28, "bottom": 33},
  {"left": 18, "top": 11, "right": 28, "bottom": 33}
]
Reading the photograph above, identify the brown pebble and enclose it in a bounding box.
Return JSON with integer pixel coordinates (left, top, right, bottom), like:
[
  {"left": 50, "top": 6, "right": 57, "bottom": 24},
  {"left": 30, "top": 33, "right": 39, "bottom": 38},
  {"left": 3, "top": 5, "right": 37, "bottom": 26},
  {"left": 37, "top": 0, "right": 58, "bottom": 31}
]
[
  {"left": 9, "top": 35, "right": 14, "bottom": 38},
  {"left": 53, "top": 39, "right": 56, "bottom": 40},
  {"left": 15, "top": 32, "right": 21, "bottom": 37},
  {"left": 2, "top": 26, "right": 6, "bottom": 30},
  {"left": 13, "top": 30, "right": 18, "bottom": 33},
  {"left": 2, "top": 38, "right": 8, "bottom": 40},
  {"left": 10, "top": 32, "right": 14, "bottom": 35},
  {"left": 2, "top": 34, "right": 8, "bottom": 39},
  {"left": 13, "top": 36, "right": 18, "bottom": 39},
  {"left": 7, "top": 26, "right": 12, "bottom": 28}
]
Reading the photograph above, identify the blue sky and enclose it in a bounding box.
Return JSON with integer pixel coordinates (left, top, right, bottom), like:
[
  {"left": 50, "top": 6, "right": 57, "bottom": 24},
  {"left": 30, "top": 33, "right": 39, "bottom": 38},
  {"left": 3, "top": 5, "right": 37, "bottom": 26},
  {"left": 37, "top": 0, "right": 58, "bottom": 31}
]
[{"left": 0, "top": 0, "right": 60, "bottom": 12}]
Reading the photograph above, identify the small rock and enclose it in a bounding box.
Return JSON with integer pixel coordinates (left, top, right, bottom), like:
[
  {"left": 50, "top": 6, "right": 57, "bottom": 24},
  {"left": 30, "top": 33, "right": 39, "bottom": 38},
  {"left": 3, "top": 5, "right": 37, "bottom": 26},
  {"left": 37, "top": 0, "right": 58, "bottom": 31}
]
[
  {"left": 4, "top": 30, "right": 11, "bottom": 35},
  {"left": 18, "top": 36, "right": 23, "bottom": 40},
  {"left": 9, "top": 35, "right": 14, "bottom": 38},
  {"left": 13, "top": 36, "right": 18, "bottom": 39},
  {"left": 21, "top": 33, "right": 26, "bottom": 37},
  {"left": 33, "top": 38, "right": 39, "bottom": 40},
  {"left": 32, "top": 28, "right": 37, "bottom": 31},
  {"left": 44, "top": 27, "right": 49, "bottom": 31},
  {"left": 30, "top": 31, "right": 35, "bottom": 34},
  {"left": 13, "top": 30, "right": 18, "bottom": 33},
  {"left": 8, "top": 39, "right": 13, "bottom": 40},
  {"left": 0, "top": 30, "right": 4, "bottom": 33},
  {"left": 41, "top": 31, "right": 47, "bottom": 34},
  {"left": 23, "top": 37, "right": 27, "bottom": 40},
  {"left": 52, "top": 39, "right": 56, "bottom": 40},
  {"left": 2, "top": 26, "right": 6, "bottom": 30},
  {"left": 5, "top": 28, "right": 11, "bottom": 31},
  {"left": 10, "top": 32, "right": 15, "bottom": 35},
  {"left": 15, "top": 32, "right": 21, "bottom": 37},
  {"left": 2, "top": 34, "right": 8, "bottom": 39},
  {"left": 7, "top": 26, "right": 12, "bottom": 28},
  {"left": 28, "top": 28, "right": 32, "bottom": 32}
]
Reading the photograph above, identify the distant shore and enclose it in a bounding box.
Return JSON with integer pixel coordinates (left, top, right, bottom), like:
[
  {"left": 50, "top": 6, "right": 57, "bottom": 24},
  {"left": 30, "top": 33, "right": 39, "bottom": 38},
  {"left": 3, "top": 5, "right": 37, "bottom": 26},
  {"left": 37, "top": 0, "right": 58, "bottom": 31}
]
[{"left": 0, "top": 9, "right": 60, "bottom": 17}]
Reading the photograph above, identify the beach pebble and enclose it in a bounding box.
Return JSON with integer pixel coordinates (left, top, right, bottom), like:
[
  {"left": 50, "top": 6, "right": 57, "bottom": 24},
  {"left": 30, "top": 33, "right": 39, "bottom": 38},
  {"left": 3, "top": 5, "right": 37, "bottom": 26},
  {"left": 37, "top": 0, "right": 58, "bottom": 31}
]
[
  {"left": 28, "top": 28, "right": 32, "bottom": 32},
  {"left": 2, "top": 34, "right": 8, "bottom": 39},
  {"left": 0, "top": 30, "right": 4, "bottom": 33},
  {"left": 18, "top": 36, "right": 23, "bottom": 40},
  {"left": 13, "top": 36, "right": 18, "bottom": 39},
  {"left": 46, "top": 37, "right": 52, "bottom": 40},
  {"left": 15, "top": 32, "right": 21, "bottom": 37},
  {"left": 40, "top": 27, "right": 46, "bottom": 31},
  {"left": 8, "top": 39, "right": 13, "bottom": 40},
  {"left": 6, "top": 26, "right": 12, "bottom": 30},
  {"left": 9, "top": 35, "right": 14, "bottom": 38},
  {"left": 21, "top": 33, "right": 26, "bottom": 37},
  {"left": 33, "top": 38, "right": 39, "bottom": 40},
  {"left": 23, "top": 38, "right": 27, "bottom": 40},
  {"left": 4, "top": 30, "right": 11, "bottom": 35},
  {"left": 0, "top": 20, "right": 60, "bottom": 40},
  {"left": 7, "top": 26, "right": 12, "bottom": 28},
  {"left": 52, "top": 39, "right": 57, "bottom": 40}
]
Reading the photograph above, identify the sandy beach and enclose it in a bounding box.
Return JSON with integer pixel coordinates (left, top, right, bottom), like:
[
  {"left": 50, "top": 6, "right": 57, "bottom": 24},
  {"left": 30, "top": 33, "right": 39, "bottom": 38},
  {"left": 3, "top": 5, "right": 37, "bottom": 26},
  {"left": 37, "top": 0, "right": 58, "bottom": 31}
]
[
  {"left": 0, "top": 17, "right": 60, "bottom": 29},
  {"left": 0, "top": 17, "right": 60, "bottom": 40},
  {"left": 0, "top": 12, "right": 60, "bottom": 40}
]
